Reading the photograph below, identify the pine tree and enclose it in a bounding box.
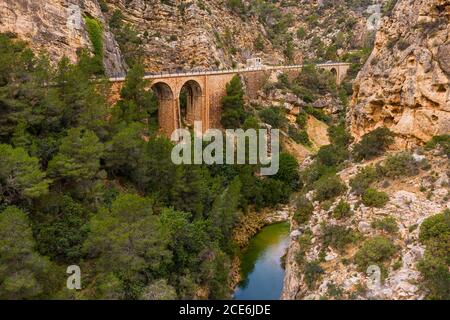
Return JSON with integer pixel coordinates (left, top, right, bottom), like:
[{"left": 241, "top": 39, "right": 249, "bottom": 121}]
[{"left": 220, "top": 75, "right": 246, "bottom": 128}]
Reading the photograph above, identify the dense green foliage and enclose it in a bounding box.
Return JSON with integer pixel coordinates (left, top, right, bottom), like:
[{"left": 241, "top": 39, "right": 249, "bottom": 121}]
[
  {"left": 354, "top": 236, "right": 397, "bottom": 273},
  {"left": 417, "top": 209, "right": 449, "bottom": 299},
  {"left": 362, "top": 188, "right": 389, "bottom": 208},
  {"left": 220, "top": 75, "right": 246, "bottom": 128},
  {"left": 378, "top": 152, "right": 419, "bottom": 178},
  {"left": 425, "top": 134, "right": 450, "bottom": 158},
  {"left": 352, "top": 127, "right": 394, "bottom": 161},
  {"left": 0, "top": 34, "right": 300, "bottom": 299},
  {"left": 371, "top": 216, "right": 398, "bottom": 234},
  {"left": 321, "top": 224, "right": 359, "bottom": 252},
  {"left": 293, "top": 195, "right": 314, "bottom": 225},
  {"left": 83, "top": 16, "right": 104, "bottom": 75},
  {"left": 349, "top": 165, "right": 378, "bottom": 195},
  {"left": 333, "top": 200, "right": 352, "bottom": 220}
]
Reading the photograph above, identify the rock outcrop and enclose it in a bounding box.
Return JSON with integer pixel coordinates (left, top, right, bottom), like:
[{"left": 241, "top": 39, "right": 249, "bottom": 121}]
[
  {"left": 349, "top": 0, "right": 450, "bottom": 147},
  {"left": 0, "top": 0, "right": 125, "bottom": 75}
]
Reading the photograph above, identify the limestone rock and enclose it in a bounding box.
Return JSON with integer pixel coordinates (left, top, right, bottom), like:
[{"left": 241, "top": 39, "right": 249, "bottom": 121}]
[{"left": 349, "top": 0, "right": 450, "bottom": 146}]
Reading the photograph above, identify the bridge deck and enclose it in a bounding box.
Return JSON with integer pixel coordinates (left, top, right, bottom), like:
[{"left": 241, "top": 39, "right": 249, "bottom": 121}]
[{"left": 108, "top": 63, "right": 351, "bottom": 82}]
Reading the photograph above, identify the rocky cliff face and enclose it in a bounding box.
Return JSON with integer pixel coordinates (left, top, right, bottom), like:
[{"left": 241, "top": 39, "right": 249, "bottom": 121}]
[
  {"left": 0, "top": 0, "right": 125, "bottom": 75},
  {"left": 0, "top": 0, "right": 384, "bottom": 74},
  {"left": 349, "top": 0, "right": 450, "bottom": 147}
]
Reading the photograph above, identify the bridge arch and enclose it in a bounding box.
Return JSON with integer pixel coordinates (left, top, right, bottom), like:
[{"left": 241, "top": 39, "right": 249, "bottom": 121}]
[
  {"left": 151, "top": 81, "right": 177, "bottom": 137},
  {"left": 179, "top": 79, "right": 203, "bottom": 130}
]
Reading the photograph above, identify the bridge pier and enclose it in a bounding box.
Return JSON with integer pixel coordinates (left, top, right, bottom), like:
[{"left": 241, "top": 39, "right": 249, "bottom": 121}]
[{"left": 109, "top": 63, "right": 351, "bottom": 138}]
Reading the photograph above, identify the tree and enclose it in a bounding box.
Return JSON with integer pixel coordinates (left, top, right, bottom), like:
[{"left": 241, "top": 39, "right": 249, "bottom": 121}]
[
  {"left": 84, "top": 193, "right": 171, "bottom": 299},
  {"left": 136, "top": 136, "right": 177, "bottom": 199},
  {"left": 220, "top": 75, "right": 246, "bottom": 128},
  {"left": 47, "top": 127, "right": 104, "bottom": 183},
  {"left": 0, "top": 144, "right": 50, "bottom": 204},
  {"left": 114, "top": 63, "right": 157, "bottom": 126},
  {"left": 208, "top": 177, "right": 242, "bottom": 251},
  {"left": 0, "top": 206, "right": 58, "bottom": 299}
]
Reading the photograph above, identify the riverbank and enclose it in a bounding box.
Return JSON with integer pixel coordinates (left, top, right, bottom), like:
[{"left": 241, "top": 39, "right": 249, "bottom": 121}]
[{"left": 230, "top": 206, "right": 291, "bottom": 290}]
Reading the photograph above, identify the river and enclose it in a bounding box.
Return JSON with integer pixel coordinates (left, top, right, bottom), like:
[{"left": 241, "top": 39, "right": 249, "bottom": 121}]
[{"left": 234, "top": 222, "right": 290, "bottom": 300}]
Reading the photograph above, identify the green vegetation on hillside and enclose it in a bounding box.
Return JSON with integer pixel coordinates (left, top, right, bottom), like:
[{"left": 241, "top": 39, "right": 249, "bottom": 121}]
[
  {"left": 84, "top": 16, "right": 104, "bottom": 75},
  {"left": 0, "top": 34, "right": 300, "bottom": 299}
]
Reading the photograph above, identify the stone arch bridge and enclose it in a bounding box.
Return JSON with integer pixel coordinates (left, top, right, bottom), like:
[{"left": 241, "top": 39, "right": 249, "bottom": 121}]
[{"left": 109, "top": 63, "right": 350, "bottom": 137}]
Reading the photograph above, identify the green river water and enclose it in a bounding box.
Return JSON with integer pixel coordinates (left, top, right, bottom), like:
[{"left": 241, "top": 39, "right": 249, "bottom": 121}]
[{"left": 234, "top": 222, "right": 290, "bottom": 300}]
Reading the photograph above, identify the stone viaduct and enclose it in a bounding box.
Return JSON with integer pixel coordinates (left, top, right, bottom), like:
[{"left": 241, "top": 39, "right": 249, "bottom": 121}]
[{"left": 109, "top": 63, "right": 350, "bottom": 137}]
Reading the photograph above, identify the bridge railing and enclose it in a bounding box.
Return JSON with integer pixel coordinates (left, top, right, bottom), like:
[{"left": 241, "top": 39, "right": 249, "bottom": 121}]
[{"left": 108, "top": 62, "right": 351, "bottom": 82}]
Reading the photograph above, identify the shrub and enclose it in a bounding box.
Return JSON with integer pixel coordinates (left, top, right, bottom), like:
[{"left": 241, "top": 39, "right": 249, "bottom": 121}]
[
  {"left": 273, "top": 152, "right": 299, "bottom": 188},
  {"left": 333, "top": 200, "right": 352, "bottom": 219},
  {"left": 371, "top": 216, "right": 398, "bottom": 234},
  {"left": 417, "top": 209, "right": 450, "bottom": 299},
  {"left": 296, "top": 110, "right": 308, "bottom": 129},
  {"left": 328, "top": 124, "right": 352, "bottom": 147},
  {"left": 419, "top": 210, "right": 450, "bottom": 245},
  {"left": 259, "top": 107, "right": 286, "bottom": 129},
  {"left": 354, "top": 236, "right": 397, "bottom": 272},
  {"left": 297, "top": 27, "right": 307, "bottom": 39},
  {"left": 350, "top": 166, "right": 378, "bottom": 195},
  {"left": 84, "top": 15, "right": 104, "bottom": 75},
  {"left": 313, "top": 174, "right": 347, "bottom": 202},
  {"left": 425, "top": 134, "right": 450, "bottom": 157},
  {"left": 379, "top": 152, "right": 419, "bottom": 178},
  {"left": 419, "top": 209, "right": 450, "bottom": 263},
  {"left": 321, "top": 224, "right": 358, "bottom": 252},
  {"left": 293, "top": 195, "right": 314, "bottom": 225},
  {"left": 362, "top": 188, "right": 389, "bottom": 208},
  {"left": 303, "top": 260, "right": 324, "bottom": 289},
  {"left": 305, "top": 105, "right": 331, "bottom": 123},
  {"left": 352, "top": 128, "right": 394, "bottom": 161},
  {"left": 417, "top": 256, "right": 450, "bottom": 300},
  {"left": 289, "top": 127, "right": 311, "bottom": 146}
]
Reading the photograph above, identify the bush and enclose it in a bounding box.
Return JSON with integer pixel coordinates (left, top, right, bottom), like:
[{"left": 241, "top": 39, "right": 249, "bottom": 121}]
[
  {"left": 293, "top": 195, "right": 314, "bottom": 225},
  {"left": 417, "top": 256, "right": 450, "bottom": 300},
  {"left": 273, "top": 152, "right": 299, "bottom": 188},
  {"left": 419, "top": 210, "right": 450, "bottom": 245},
  {"left": 379, "top": 152, "right": 419, "bottom": 178},
  {"left": 417, "top": 209, "right": 450, "bottom": 299},
  {"left": 300, "top": 161, "right": 337, "bottom": 189},
  {"left": 313, "top": 174, "right": 347, "bottom": 202},
  {"left": 303, "top": 260, "right": 324, "bottom": 289},
  {"left": 305, "top": 105, "right": 331, "bottom": 124},
  {"left": 259, "top": 107, "right": 286, "bottom": 129},
  {"left": 352, "top": 128, "right": 394, "bottom": 161},
  {"left": 289, "top": 126, "right": 311, "bottom": 146},
  {"left": 328, "top": 124, "right": 352, "bottom": 147},
  {"left": 371, "top": 216, "right": 398, "bottom": 234},
  {"left": 350, "top": 166, "right": 378, "bottom": 195},
  {"left": 354, "top": 236, "right": 397, "bottom": 272},
  {"left": 362, "top": 188, "right": 389, "bottom": 208},
  {"left": 419, "top": 210, "right": 450, "bottom": 264},
  {"left": 261, "top": 178, "right": 291, "bottom": 207},
  {"left": 296, "top": 110, "right": 308, "bottom": 129},
  {"left": 321, "top": 224, "right": 358, "bottom": 251},
  {"left": 333, "top": 200, "right": 352, "bottom": 219},
  {"left": 425, "top": 134, "right": 450, "bottom": 158},
  {"left": 316, "top": 144, "right": 349, "bottom": 167},
  {"left": 83, "top": 16, "right": 104, "bottom": 75}
]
